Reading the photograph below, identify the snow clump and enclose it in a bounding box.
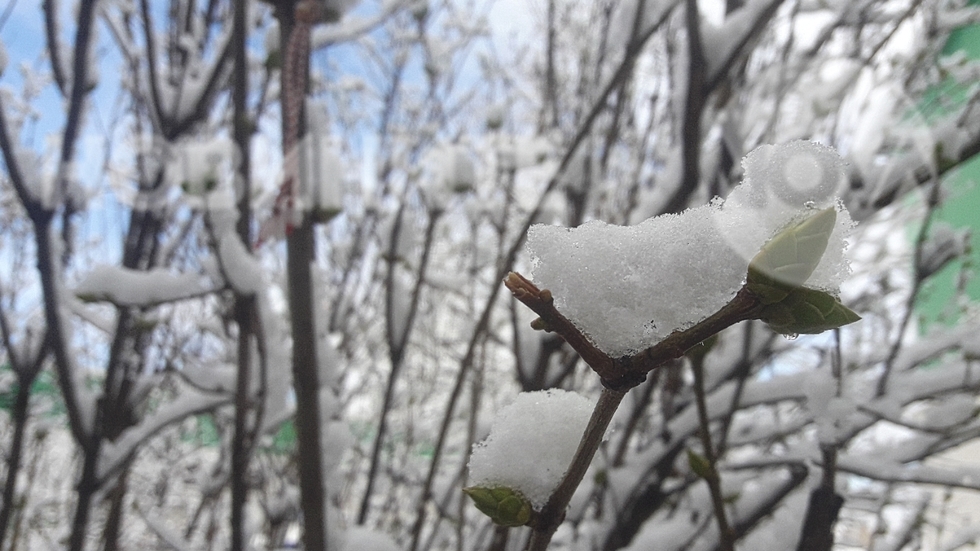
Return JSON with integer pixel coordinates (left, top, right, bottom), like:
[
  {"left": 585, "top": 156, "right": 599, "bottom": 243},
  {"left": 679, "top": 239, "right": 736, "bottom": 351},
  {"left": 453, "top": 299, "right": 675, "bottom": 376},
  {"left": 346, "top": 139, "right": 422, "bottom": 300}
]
[
  {"left": 468, "top": 389, "right": 595, "bottom": 508},
  {"left": 421, "top": 144, "right": 476, "bottom": 210},
  {"left": 527, "top": 140, "right": 853, "bottom": 357},
  {"left": 168, "top": 136, "right": 236, "bottom": 195}
]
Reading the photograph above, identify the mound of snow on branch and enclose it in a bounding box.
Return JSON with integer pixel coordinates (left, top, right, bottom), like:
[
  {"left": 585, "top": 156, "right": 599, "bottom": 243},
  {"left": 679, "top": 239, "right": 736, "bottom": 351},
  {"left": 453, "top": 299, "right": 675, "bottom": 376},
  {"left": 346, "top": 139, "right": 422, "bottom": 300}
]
[
  {"left": 468, "top": 389, "right": 594, "bottom": 508},
  {"left": 527, "top": 140, "right": 853, "bottom": 356}
]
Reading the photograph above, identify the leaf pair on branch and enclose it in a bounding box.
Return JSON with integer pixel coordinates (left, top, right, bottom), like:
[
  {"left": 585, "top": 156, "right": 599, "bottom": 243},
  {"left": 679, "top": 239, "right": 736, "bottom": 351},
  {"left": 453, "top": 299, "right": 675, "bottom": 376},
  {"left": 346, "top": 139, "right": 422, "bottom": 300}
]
[{"left": 746, "top": 206, "right": 860, "bottom": 336}]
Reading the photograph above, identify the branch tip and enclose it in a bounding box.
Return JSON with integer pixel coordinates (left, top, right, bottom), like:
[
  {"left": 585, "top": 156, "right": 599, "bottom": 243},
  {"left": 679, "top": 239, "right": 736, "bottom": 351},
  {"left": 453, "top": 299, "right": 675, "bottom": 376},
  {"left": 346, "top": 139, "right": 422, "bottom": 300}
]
[{"left": 504, "top": 271, "right": 523, "bottom": 289}]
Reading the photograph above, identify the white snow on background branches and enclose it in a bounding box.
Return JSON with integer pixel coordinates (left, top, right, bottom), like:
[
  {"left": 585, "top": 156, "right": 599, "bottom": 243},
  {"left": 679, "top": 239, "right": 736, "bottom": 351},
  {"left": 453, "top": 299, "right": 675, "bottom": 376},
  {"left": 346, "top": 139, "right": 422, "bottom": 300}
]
[
  {"left": 421, "top": 144, "right": 476, "bottom": 211},
  {"left": 468, "top": 389, "right": 594, "bottom": 508},
  {"left": 527, "top": 140, "right": 853, "bottom": 356},
  {"left": 99, "top": 386, "right": 232, "bottom": 480},
  {"left": 167, "top": 136, "right": 237, "bottom": 196},
  {"left": 343, "top": 525, "right": 401, "bottom": 551},
  {"left": 75, "top": 265, "right": 211, "bottom": 307}
]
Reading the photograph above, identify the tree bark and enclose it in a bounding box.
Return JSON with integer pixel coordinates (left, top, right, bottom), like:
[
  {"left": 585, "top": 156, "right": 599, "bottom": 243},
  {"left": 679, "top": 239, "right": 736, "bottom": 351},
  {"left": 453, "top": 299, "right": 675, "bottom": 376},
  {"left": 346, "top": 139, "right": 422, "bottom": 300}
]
[
  {"left": 278, "top": 1, "right": 328, "bottom": 547},
  {"left": 230, "top": 0, "right": 256, "bottom": 547}
]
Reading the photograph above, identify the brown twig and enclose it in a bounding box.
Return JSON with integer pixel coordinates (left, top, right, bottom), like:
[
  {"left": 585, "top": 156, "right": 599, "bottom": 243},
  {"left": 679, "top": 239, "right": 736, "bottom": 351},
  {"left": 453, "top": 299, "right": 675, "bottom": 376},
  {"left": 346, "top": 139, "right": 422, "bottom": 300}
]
[
  {"left": 525, "top": 388, "right": 627, "bottom": 551},
  {"left": 504, "top": 271, "right": 766, "bottom": 550},
  {"left": 624, "top": 286, "right": 762, "bottom": 377},
  {"left": 505, "top": 272, "right": 763, "bottom": 390},
  {"left": 504, "top": 272, "right": 617, "bottom": 382},
  {"left": 690, "top": 341, "right": 736, "bottom": 551}
]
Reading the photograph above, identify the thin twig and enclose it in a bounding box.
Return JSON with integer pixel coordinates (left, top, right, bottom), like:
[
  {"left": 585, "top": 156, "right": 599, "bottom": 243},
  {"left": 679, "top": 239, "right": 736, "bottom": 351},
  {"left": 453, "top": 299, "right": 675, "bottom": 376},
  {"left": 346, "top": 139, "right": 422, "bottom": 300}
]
[
  {"left": 360, "top": 208, "right": 441, "bottom": 523},
  {"left": 690, "top": 342, "right": 736, "bottom": 551},
  {"left": 504, "top": 272, "right": 617, "bottom": 381},
  {"left": 876, "top": 177, "right": 942, "bottom": 397},
  {"left": 663, "top": 0, "right": 707, "bottom": 214}
]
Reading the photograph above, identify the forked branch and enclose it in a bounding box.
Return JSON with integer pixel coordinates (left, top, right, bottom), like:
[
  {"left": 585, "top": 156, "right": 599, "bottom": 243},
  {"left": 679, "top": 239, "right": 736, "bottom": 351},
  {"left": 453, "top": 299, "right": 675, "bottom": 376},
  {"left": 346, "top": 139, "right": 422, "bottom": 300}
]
[{"left": 505, "top": 271, "right": 763, "bottom": 389}]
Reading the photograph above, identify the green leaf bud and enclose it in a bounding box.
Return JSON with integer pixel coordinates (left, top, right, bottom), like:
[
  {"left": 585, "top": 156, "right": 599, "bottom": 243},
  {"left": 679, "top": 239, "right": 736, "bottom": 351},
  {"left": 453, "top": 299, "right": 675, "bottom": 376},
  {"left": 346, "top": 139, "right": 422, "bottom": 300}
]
[
  {"left": 747, "top": 207, "right": 837, "bottom": 302},
  {"left": 757, "top": 286, "right": 861, "bottom": 335},
  {"left": 463, "top": 486, "right": 533, "bottom": 527},
  {"left": 686, "top": 449, "right": 714, "bottom": 479},
  {"left": 530, "top": 317, "right": 551, "bottom": 331}
]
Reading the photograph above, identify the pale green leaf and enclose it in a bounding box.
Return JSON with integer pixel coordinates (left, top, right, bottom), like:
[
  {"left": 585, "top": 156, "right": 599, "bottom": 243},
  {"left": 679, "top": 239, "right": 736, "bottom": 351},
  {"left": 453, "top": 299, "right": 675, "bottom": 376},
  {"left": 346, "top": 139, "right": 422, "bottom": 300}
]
[
  {"left": 757, "top": 286, "right": 861, "bottom": 335},
  {"left": 748, "top": 207, "right": 837, "bottom": 297},
  {"left": 686, "top": 449, "right": 714, "bottom": 479},
  {"left": 463, "top": 486, "right": 533, "bottom": 527}
]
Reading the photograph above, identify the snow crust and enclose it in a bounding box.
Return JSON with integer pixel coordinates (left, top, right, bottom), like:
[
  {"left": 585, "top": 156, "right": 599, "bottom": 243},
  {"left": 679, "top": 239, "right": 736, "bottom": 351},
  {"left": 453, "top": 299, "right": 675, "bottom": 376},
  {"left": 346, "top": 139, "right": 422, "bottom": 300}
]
[
  {"left": 468, "top": 389, "right": 595, "bottom": 508},
  {"left": 527, "top": 140, "right": 853, "bottom": 356},
  {"left": 207, "top": 196, "right": 265, "bottom": 294}
]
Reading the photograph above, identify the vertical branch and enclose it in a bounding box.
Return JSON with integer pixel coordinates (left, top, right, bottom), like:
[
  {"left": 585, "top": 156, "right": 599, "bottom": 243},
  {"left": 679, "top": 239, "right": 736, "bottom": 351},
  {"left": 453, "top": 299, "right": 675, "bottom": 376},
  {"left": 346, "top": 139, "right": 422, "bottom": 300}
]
[
  {"left": 56, "top": 0, "right": 97, "bottom": 189},
  {"left": 280, "top": 2, "right": 327, "bottom": 548},
  {"left": 0, "top": 313, "right": 46, "bottom": 547},
  {"left": 288, "top": 215, "right": 326, "bottom": 547},
  {"left": 230, "top": 0, "right": 256, "bottom": 548},
  {"left": 663, "top": 0, "right": 706, "bottom": 214},
  {"left": 359, "top": 207, "right": 441, "bottom": 524},
  {"left": 542, "top": 0, "right": 558, "bottom": 130},
  {"left": 42, "top": 0, "right": 68, "bottom": 95},
  {"left": 101, "top": 466, "right": 132, "bottom": 551},
  {"left": 460, "top": 345, "right": 485, "bottom": 551},
  {"left": 33, "top": 2, "right": 102, "bottom": 549},
  {"left": 795, "top": 330, "right": 845, "bottom": 551},
  {"left": 0, "top": 371, "right": 35, "bottom": 547},
  {"left": 689, "top": 342, "right": 736, "bottom": 551},
  {"left": 139, "top": 0, "right": 166, "bottom": 131}
]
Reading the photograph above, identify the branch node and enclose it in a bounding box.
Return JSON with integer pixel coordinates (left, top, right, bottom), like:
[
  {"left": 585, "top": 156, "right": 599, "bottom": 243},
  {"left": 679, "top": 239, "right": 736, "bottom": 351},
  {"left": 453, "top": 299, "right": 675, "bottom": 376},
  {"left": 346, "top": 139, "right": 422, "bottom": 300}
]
[{"left": 601, "top": 362, "right": 646, "bottom": 391}]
